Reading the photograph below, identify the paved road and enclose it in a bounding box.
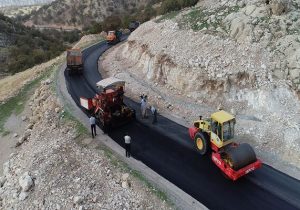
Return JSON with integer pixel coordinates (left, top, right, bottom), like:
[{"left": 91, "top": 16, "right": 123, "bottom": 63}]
[{"left": 65, "top": 40, "right": 300, "bottom": 210}]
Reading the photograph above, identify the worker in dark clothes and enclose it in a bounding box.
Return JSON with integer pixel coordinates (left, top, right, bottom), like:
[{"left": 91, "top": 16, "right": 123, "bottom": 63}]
[
  {"left": 90, "top": 115, "right": 97, "bottom": 138},
  {"left": 140, "top": 94, "right": 148, "bottom": 119},
  {"left": 150, "top": 105, "right": 157, "bottom": 124},
  {"left": 124, "top": 133, "right": 131, "bottom": 157}
]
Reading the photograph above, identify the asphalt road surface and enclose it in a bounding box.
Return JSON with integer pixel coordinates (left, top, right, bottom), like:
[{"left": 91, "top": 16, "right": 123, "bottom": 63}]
[{"left": 64, "top": 38, "right": 300, "bottom": 210}]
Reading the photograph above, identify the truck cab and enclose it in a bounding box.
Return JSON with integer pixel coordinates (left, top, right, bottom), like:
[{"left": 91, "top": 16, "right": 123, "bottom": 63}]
[
  {"left": 106, "top": 30, "right": 122, "bottom": 44},
  {"left": 129, "top": 21, "right": 140, "bottom": 32},
  {"left": 66, "top": 49, "right": 83, "bottom": 75}
]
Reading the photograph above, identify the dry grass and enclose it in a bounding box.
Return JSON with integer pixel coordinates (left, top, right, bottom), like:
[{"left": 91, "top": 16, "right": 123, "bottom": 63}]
[
  {"left": 0, "top": 5, "right": 41, "bottom": 17},
  {"left": 73, "top": 34, "right": 105, "bottom": 49},
  {"left": 0, "top": 35, "right": 104, "bottom": 103},
  {"left": 0, "top": 55, "right": 64, "bottom": 103}
]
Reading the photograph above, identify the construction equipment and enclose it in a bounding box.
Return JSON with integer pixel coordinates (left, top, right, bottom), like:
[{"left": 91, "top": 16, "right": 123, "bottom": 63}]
[
  {"left": 106, "top": 30, "right": 122, "bottom": 44},
  {"left": 66, "top": 49, "right": 83, "bottom": 75},
  {"left": 129, "top": 21, "right": 140, "bottom": 32},
  {"left": 188, "top": 110, "right": 261, "bottom": 181},
  {"left": 80, "top": 77, "right": 135, "bottom": 132}
]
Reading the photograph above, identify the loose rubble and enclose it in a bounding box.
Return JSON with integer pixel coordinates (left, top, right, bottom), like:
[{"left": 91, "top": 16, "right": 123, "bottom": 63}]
[
  {"left": 0, "top": 79, "right": 171, "bottom": 209},
  {"left": 101, "top": 0, "right": 300, "bottom": 176},
  {"left": 19, "top": 172, "right": 34, "bottom": 192}
]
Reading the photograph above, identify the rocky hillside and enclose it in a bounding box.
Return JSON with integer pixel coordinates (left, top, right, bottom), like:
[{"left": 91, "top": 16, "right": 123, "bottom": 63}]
[
  {"left": 0, "top": 0, "right": 53, "bottom": 7},
  {"left": 25, "top": 0, "right": 153, "bottom": 29},
  {"left": 101, "top": 0, "right": 300, "bottom": 176}
]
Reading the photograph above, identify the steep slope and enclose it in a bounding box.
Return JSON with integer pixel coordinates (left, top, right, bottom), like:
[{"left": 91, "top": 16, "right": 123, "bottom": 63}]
[
  {"left": 0, "top": 0, "right": 53, "bottom": 7},
  {"left": 100, "top": 0, "right": 300, "bottom": 177},
  {"left": 25, "top": 0, "right": 153, "bottom": 29}
]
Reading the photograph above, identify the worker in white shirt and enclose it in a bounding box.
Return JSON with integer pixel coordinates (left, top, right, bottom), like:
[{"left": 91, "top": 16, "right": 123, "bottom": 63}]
[
  {"left": 124, "top": 133, "right": 131, "bottom": 158},
  {"left": 89, "top": 115, "right": 97, "bottom": 138},
  {"left": 140, "top": 94, "right": 149, "bottom": 119},
  {"left": 150, "top": 105, "right": 157, "bottom": 124}
]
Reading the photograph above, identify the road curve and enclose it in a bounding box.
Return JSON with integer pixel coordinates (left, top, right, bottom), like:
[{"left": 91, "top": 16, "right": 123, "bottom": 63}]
[{"left": 64, "top": 39, "right": 300, "bottom": 210}]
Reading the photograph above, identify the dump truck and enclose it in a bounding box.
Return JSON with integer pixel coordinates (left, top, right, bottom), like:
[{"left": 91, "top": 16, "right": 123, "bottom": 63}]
[
  {"left": 106, "top": 30, "right": 122, "bottom": 44},
  {"left": 188, "top": 110, "right": 262, "bottom": 181},
  {"left": 66, "top": 49, "right": 83, "bottom": 75},
  {"left": 129, "top": 21, "right": 140, "bottom": 32},
  {"left": 80, "top": 77, "right": 135, "bottom": 132}
]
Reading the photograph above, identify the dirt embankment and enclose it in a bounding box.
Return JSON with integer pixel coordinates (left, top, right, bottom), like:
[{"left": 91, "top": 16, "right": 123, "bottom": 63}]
[{"left": 100, "top": 0, "right": 300, "bottom": 179}]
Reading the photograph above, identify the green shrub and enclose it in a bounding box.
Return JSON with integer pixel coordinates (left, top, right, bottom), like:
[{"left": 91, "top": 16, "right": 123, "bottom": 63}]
[
  {"left": 1, "top": 15, "right": 81, "bottom": 75},
  {"left": 82, "top": 0, "right": 197, "bottom": 34},
  {"left": 160, "top": 0, "right": 198, "bottom": 14},
  {"left": 102, "top": 16, "right": 122, "bottom": 31}
]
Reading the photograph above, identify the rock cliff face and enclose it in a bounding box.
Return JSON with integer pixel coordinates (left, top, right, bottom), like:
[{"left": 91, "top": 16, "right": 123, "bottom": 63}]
[
  {"left": 0, "top": 0, "right": 53, "bottom": 7},
  {"left": 100, "top": 0, "right": 300, "bottom": 175}
]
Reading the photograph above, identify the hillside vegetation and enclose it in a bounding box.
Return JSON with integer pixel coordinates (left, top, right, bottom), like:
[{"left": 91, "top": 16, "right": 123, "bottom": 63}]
[
  {"left": 24, "top": 0, "right": 199, "bottom": 31},
  {"left": 0, "top": 5, "right": 41, "bottom": 18},
  {"left": 0, "top": 14, "right": 80, "bottom": 76},
  {"left": 86, "top": 0, "right": 199, "bottom": 33},
  {"left": 25, "top": 0, "right": 152, "bottom": 28}
]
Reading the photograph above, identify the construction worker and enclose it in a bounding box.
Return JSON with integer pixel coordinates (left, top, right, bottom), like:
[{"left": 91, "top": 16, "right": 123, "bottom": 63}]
[
  {"left": 89, "top": 115, "right": 97, "bottom": 138},
  {"left": 140, "top": 95, "right": 148, "bottom": 119},
  {"left": 124, "top": 133, "right": 131, "bottom": 157},
  {"left": 150, "top": 105, "right": 157, "bottom": 124}
]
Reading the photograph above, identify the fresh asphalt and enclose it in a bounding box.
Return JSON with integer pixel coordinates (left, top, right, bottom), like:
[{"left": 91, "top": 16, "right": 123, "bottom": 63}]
[{"left": 64, "top": 38, "right": 300, "bottom": 210}]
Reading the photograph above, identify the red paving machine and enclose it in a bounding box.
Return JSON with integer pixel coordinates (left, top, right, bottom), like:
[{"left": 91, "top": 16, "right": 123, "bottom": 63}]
[
  {"left": 189, "top": 110, "right": 262, "bottom": 181},
  {"left": 80, "top": 77, "right": 135, "bottom": 132}
]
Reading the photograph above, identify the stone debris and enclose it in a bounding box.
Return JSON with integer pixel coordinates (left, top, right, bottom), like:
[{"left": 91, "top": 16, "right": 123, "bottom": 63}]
[
  {"left": 19, "top": 172, "right": 33, "bottom": 192},
  {"left": 73, "top": 196, "right": 84, "bottom": 205},
  {"left": 18, "top": 191, "right": 29, "bottom": 201},
  {"left": 0, "top": 176, "right": 6, "bottom": 187},
  {"left": 122, "top": 181, "right": 129, "bottom": 189},
  {"left": 16, "top": 136, "right": 26, "bottom": 147},
  {"left": 122, "top": 173, "right": 130, "bottom": 181}
]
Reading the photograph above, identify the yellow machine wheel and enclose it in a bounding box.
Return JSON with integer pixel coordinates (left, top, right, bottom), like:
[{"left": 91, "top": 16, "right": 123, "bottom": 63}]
[
  {"left": 196, "top": 138, "right": 203, "bottom": 150},
  {"left": 194, "top": 132, "right": 209, "bottom": 155}
]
